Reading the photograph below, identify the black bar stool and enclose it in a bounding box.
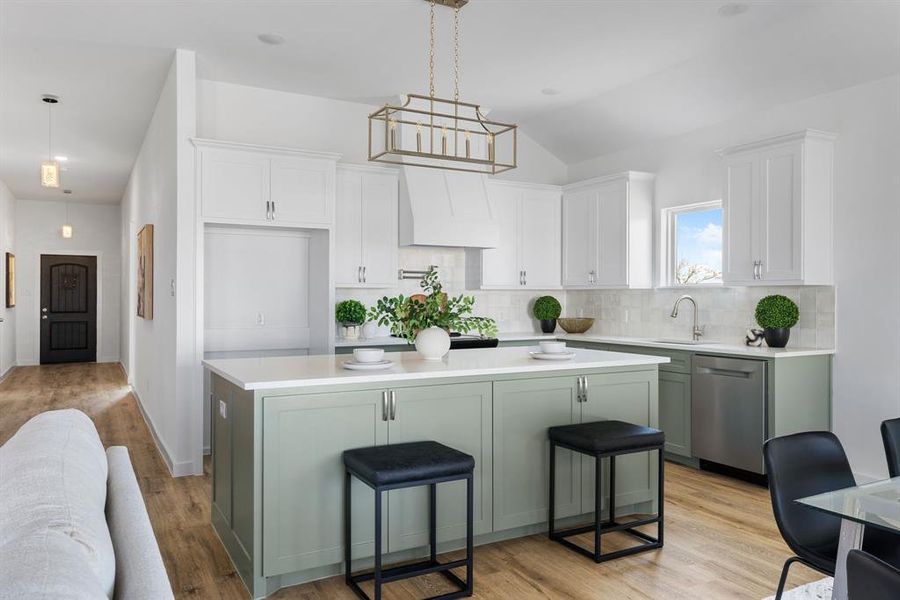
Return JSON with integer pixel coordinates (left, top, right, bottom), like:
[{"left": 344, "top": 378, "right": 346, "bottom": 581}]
[
  {"left": 343, "top": 441, "right": 475, "bottom": 600},
  {"left": 548, "top": 419, "right": 665, "bottom": 563}
]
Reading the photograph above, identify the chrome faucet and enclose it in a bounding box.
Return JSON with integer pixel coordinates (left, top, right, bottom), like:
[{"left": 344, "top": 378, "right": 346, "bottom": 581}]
[{"left": 670, "top": 295, "right": 703, "bottom": 341}]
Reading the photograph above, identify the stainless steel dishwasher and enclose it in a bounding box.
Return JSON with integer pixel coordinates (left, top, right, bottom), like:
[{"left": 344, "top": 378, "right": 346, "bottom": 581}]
[{"left": 692, "top": 355, "right": 767, "bottom": 475}]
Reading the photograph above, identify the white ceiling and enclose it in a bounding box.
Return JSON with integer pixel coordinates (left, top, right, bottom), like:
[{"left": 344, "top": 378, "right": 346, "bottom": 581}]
[{"left": 1, "top": 0, "right": 898, "bottom": 203}]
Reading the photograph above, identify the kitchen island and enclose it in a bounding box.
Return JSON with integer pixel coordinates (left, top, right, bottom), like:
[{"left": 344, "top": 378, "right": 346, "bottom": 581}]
[{"left": 204, "top": 347, "right": 668, "bottom": 599}]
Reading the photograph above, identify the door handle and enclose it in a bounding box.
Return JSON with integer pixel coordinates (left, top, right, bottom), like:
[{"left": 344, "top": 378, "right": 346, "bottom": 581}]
[
  {"left": 41, "top": 307, "right": 48, "bottom": 313},
  {"left": 389, "top": 390, "right": 397, "bottom": 420},
  {"left": 41, "top": 315, "right": 48, "bottom": 320},
  {"left": 382, "top": 391, "right": 389, "bottom": 421}
]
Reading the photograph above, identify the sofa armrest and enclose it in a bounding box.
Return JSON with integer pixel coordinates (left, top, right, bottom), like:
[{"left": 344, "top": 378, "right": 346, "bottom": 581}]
[{"left": 106, "top": 446, "right": 174, "bottom": 600}]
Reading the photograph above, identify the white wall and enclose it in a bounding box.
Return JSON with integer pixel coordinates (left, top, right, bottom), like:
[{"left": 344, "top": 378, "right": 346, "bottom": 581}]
[
  {"left": 13, "top": 199, "right": 121, "bottom": 365},
  {"left": 197, "top": 79, "right": 567, "bottom": 186},
  {"left": 568, "top": 74, "right": 900, "bottom": 480},
  {"left": 120, "top": 49, "right": 199, "bottom": 477},
  {"left": 0, "top": 180, "right": 16, "bottom": 378}
]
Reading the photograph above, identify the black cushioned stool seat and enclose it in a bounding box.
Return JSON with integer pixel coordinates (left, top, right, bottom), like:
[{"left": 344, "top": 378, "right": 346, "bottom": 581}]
[
  {"left": 548, "top": 419, "right": 665, "bottom": 564},
  {"left": 344, "top": 441, "right": 475, "bottom": 486},
  {"left": 343, "top": 441, "right": 475, "bottom": 600}
]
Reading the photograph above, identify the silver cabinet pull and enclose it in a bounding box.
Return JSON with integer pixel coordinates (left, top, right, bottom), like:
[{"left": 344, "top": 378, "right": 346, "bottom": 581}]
[
  {"left": 363, "top": 266, "right": 367, "bottom": 283},
  {"left": 389, "top": 390, "right": 397, "bottom": 420},
  {"left": 581, "top": 376, "right": 588, "bottom": 402},
  {"left": 382, "top": 391, "right": 389, "bottom": 421},
  {"left": 523, "top": 269, "right": 527, "bottom": 286},
  {"left": 576, "top": 376, "right": 584, "bottom": 402},
  {"left": 271, "top": 201, "right": 276, "bottom": 219},
  {"left": 358, "top": 266, "right": 362, "bottom": 283}
]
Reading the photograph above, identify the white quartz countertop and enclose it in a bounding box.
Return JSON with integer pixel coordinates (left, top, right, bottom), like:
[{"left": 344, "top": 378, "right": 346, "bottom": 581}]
[
  {"left": 203, "top": 346, "right": 669, "bottom": 391},
  {"left": 334, "top": 331, "right": 834, "bottom": 358}
]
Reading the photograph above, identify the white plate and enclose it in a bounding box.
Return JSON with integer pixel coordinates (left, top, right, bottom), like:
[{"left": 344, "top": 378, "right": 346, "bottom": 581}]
[
  {"left": 529, "top": 351, "right": 576, "bottom": 361},
  {"left": 342, "top": 359, "right": 395, "bottom": 371}
]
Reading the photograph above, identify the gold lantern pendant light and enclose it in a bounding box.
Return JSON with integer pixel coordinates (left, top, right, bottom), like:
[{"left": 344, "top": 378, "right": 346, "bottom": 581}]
[
  {"left": 368, "top": 0, "right": 517, "bottom": 174},
  {"left": 40, "top": 95, "right": 60, "bottom": 188}
]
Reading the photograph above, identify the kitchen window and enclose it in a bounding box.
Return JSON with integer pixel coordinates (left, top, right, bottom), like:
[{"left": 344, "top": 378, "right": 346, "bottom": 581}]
[{"left": 662, "top": 201, "right": 723, "bottom": 286}]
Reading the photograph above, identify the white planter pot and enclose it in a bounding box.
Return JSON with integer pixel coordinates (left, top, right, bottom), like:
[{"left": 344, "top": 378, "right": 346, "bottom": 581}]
[
  {"left": 415, "top": 327, "right": 451, "bottom": 360},
  {"left": 340, "top": 324, "right": 360, "bottom": 340}
]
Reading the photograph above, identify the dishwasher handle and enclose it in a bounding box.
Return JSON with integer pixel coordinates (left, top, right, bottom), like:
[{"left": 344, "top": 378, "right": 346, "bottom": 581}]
[{"left": 695, "top": 366, "right": 755, "bottom": 379}]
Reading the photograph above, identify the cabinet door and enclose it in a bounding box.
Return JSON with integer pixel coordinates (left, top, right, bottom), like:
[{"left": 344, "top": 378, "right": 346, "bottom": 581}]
[
  {"left": 659, "top": 371, "right": 692, "bottom": 458},
  {"left": 386, "top": 382, "right": 492, "bottom": 552},
  {"left": 201, "top": 148, "right": 269, "bottom": 223},
  {"left": 335, "top": 169, "right": 364, "bottom": 286},
  {"left": 581, "top": 371, "right": 658, "bottom": 515},
  {"left": 270, "top": 157, "right": 334, "bottom": 226},
  {"left": 562, "top": 188, "right": 597, "bottom": 287},
  {"left": 360, "top": 172, "right": 399, "bottom": 287},
  {"left": 481, "top": 184, "right": 521, "bottom": 288},
  {"left": 493, "top": 377, "right": 581, "bottom": 531},
  {"left": 262, "top": 390, "right": 388, "bottom": 576},
  {"left": 723, "top": 154, "right": 758, "bottom": 284},
  {"left": 758, "top": 143, "right": 803, "bottom": 282},
  {"left": 595, "top": 179, "right": 628, "bottom": 286},
  {"left": 521, "top": 189, "right": 562, "bottom": 288}
]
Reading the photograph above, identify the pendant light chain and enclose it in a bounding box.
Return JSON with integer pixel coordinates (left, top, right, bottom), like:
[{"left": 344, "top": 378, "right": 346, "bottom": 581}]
[
  {"left": 429, "top": 0, "right": 435, "bottom": 98},
  {"left": 454, "top": 5, "right": 460, "bottom": 102}
]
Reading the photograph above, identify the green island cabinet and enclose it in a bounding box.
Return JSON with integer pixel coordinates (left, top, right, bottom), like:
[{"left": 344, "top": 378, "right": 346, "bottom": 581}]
[{"left": 208, "top": 363, "right": 660, "bottom": 599}]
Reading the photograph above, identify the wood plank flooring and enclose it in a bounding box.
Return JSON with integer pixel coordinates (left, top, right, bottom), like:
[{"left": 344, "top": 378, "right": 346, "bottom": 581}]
[{"left": 0, "top": 363, "right": 819, "bottom": 599}]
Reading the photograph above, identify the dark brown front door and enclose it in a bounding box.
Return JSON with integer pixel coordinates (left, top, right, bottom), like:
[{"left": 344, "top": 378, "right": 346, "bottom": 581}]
[{"left": 40, "top": 255, "right": 97, "bottom": 364}]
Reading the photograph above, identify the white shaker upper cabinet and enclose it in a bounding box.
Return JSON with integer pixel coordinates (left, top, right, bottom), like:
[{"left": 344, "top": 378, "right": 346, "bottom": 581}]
[
  {"left": 562, "top": 172, "right": 654, "bottom": 289},
  {"left": 719, "top": 130, "right": 834, "bottom": 286},
  {"left": 474, "top": 181, "right": 561, "bottom": 290},
  {"left": 195, "top": 139, "right": 340, "bottom": 228},
  {"left": 335, "top": 165, "right": 399, "bottom": 288}
]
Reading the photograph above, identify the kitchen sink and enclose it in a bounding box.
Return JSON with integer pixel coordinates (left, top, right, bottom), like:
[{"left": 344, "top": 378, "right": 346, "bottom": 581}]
[{"left": 649, "top": 338, "right": 705, "bottom": 345}]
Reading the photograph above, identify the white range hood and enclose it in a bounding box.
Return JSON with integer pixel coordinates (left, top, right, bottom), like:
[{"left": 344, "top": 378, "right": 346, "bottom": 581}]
[{"left": 399, "top": 166, "right": 499, "bottom": 248}]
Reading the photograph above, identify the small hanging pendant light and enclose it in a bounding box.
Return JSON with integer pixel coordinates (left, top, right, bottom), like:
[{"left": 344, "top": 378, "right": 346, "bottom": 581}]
[
  {"left": 40, "top": 95, "right": 60, "bottom": 188},
  {"left": 61, "top": 198, "right": 73, "bottom": 239}
]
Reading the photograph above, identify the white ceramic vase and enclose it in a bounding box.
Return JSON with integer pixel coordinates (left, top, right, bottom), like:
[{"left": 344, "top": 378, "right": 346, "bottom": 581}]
[
  {"left": 415, "top": 326, "right": 451, "bottom": 360},
  {"left": 341, "top": 324, "right": 360, "bottom": 340}
]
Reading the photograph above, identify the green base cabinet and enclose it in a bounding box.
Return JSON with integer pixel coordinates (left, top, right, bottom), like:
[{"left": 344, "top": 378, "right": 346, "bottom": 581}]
[
  {"left": 658, "top": 371, "right": 692, "bottom": 458},
  {"left": 493, "top": 376, "right": 582, "bottom": 530}
]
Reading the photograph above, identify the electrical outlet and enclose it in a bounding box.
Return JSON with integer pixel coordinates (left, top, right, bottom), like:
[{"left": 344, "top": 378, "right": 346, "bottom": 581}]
[{"left": 219, "top": 400, "right": 227, "bottom": 419}]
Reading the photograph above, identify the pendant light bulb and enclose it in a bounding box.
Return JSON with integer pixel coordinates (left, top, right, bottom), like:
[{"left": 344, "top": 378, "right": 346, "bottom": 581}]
[{"left": 61, "top": 199, "right": 73, "bottom": 239}]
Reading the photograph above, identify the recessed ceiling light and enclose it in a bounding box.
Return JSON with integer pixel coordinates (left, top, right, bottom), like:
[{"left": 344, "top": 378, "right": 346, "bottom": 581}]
[
  {"left": 257, "top": 32, "right": 286, "bottom": 46},
  {"left": 718, "top": 3, "right": 750, "bottom": 17},
  {"left": 54, "top": 155, "right": 68, "bottom": 162},
  {"left": 541, "top": 88, "right": 561, "bottom": 96}
]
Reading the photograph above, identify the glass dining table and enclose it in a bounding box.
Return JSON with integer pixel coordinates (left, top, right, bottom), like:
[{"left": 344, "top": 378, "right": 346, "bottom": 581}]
[{"left": 798, "top": 477, "right": 900, "bottom": 600}]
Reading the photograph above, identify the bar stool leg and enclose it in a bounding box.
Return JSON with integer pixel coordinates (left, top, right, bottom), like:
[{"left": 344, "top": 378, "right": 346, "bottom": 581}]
[
  {"left": 429, "top": 483, "right": 437, "bottom": 564},
  {"left": 344, "top": 470, "right": 352, "bottom": 584},
  {"left": 594, "top": 455, "right": 602, "bottom": 562},
  {"left": 658, "top": 447, "right": 665, "bottom": 547},
  {"left": 609, "top": 455, "right": 616, "bottom": 525},
  {"left": 466, "top": 473, "right": 474, "bottom": 595},
  {"left": 548, "top": 441, "right": 556, "bottom": 539},
  {"left": 374, "top": 488, "right": 383, "bottom": 600}
]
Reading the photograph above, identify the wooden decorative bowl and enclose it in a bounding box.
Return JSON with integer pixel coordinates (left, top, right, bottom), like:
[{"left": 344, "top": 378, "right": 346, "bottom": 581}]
[{"left": 557, "top": 318, "right": 595, "bottom": 334}]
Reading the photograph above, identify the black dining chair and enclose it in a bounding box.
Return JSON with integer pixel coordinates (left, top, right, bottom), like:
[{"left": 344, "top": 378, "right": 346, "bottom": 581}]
[
  {"left": 848, "top": 550, "right": 900, "bottom": 600},
  {"left": 880, "top": 418, "right": 900, "bottom": 477},
  {"left": 763, "top": 431, "right": 900, "bottom": 599}
]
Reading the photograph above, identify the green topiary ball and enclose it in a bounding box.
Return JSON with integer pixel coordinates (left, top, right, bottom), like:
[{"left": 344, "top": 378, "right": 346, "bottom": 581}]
[
  {"left": 533, "top": 295, "right": 562, "bottom": 320},
  {"left": 336, "top": 300, "right": 367, "bottom": 325},
  {"left": 755, "top": 295, "right": 799, "bottom": 329}
]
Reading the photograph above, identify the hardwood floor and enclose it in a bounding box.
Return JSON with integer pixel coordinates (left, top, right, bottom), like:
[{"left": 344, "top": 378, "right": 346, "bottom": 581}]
[{"left": 0, "top": 363, "right": 819, "bottom": 599}]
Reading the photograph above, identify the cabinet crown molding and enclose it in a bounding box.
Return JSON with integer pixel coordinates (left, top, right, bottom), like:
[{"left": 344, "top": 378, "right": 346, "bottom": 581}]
[
  {"left": 336, "top": 163, "right": 399, "bottom": 175},
  {"left": 486, "top": 179, "right": 563, "bottom": 192},
  {"left": 715, "top": 129, "right": 837, "bottom": 156},
  {"left": 191, "top": 137, "right": 342, "bottom": 161},
  {"left": 563, "top": 171, "right": 655, "bottom": 192}
]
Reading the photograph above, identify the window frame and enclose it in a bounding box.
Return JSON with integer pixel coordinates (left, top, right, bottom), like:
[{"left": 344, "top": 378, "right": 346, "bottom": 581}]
[{"left": 660, "top": 200, "right": 724, "bottom": 288}]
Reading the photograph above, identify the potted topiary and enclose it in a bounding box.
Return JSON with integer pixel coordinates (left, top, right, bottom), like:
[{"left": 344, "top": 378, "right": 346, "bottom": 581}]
[
  {"left": 533, "top": 295, "right": 562, "bottom": 334},
  {"left": 755, "top": 295, "right": 799, "bottom": 348},
  {"left": 336, "top": 299, "right": 367, "bottom": 340}
]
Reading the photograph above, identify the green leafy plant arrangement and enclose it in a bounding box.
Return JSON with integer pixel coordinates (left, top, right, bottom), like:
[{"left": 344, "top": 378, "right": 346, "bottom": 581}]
[
  {"left": 755, "top": 295, "right": 799, "bottom": 329},
  {"left": 368, "top": 268, "right": 498, "bottom": 343},
  {"left": 533, "top": 296, "right": 562, "bottom": 320},
  {"left": 335, "top": 299, "right": 367, "bottom": 325}
]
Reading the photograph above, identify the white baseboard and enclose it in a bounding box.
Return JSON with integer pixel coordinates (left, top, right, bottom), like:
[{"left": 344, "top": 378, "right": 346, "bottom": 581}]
[{"left": 129, "top": 385, "right": 195, "bottom": 478}]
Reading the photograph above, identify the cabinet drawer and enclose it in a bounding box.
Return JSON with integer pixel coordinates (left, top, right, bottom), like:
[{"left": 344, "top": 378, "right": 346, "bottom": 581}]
[{"left": 602, "top": 344, "right": 692, "bottom": 374}]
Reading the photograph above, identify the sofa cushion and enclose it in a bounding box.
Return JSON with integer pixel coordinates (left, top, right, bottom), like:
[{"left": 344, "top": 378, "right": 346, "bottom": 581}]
[{"left": 0, "top": 409, "right": 116, "bottom": 599}]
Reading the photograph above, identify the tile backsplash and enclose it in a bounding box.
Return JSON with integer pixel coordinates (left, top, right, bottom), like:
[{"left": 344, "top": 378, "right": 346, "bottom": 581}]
[{"left": 336, "top": 247, "right": 835, "bottom": 349}]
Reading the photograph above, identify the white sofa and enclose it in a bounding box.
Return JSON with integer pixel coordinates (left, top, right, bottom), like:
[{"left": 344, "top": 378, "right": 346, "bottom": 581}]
[{"left": 0, "top": 409, "right": 173, "bottom": 599}]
